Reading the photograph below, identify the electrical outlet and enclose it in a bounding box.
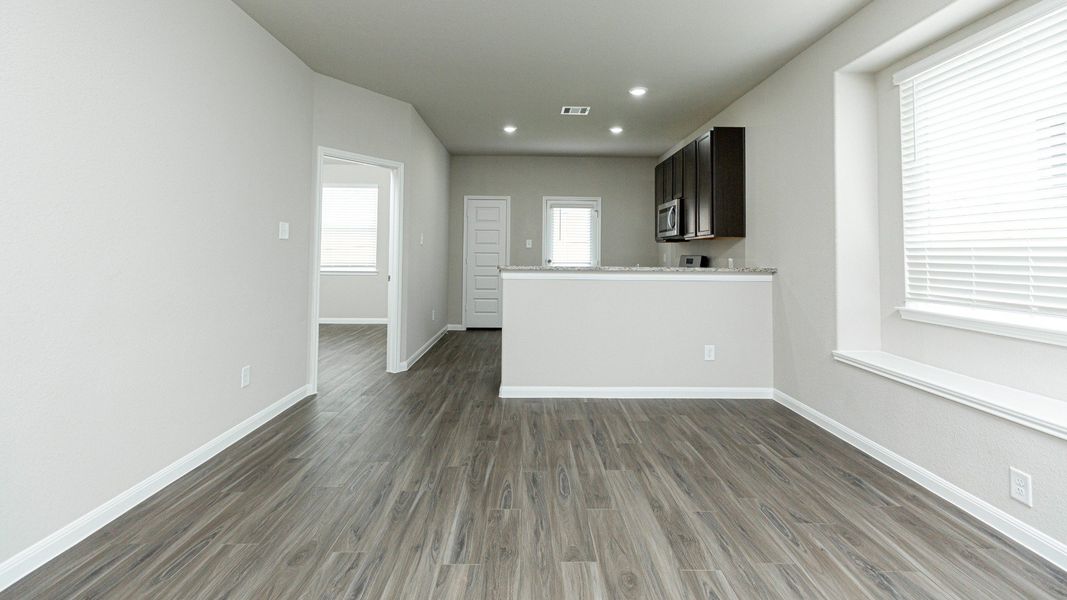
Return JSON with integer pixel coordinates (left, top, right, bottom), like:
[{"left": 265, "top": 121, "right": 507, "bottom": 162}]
[
  {"left": 704, "top": 345, "right": 716, "bottom": 361},
  {"left": 241, "top": 365, "right": 251, "bottom": 388},
  {"left": 525, "top": 239, "right": 533, "bottom": 249},
  {"left": 1010, "top": 467, "right": 1033, "bottom": 507},
  {"left": 277, "top": 221, "right": 289, "bottom": 240}
]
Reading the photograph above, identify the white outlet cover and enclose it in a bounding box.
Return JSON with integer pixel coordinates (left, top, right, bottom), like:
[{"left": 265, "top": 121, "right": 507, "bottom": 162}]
[
  {"left": 241, "top": 365, "right": 251, "bottom": 388},
  {"left": 1010, "top": 467, "right": 1033, "bottom": 507},
  {"left": 278, "top": 222, "right": 289, "bottom": 240},
  {"left": 525, "top": 239, "right": 533, "bottom": 248},
  {"left": 704, "top": 345, "right": 716, "bottom": 361}
]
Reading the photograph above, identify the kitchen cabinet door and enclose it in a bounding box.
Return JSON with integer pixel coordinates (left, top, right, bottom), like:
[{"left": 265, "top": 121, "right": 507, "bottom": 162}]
[
  {"left": 711, "top": 127, "right": 745, "bottom": 237},
  {"left": 654, "top": 161, "right": 664, "bottom": 239},
  {"left": 682, "top": 140, "right": 698, "bottom": 238},
  {"left": 661, "top": 156, "right": 673, "bottom": 205},
  {"left": 671, "top": 149, "right": 683, "bottom": 199},
  {"left": 696, "top": 132, "right": 713, "bottom": 237}
]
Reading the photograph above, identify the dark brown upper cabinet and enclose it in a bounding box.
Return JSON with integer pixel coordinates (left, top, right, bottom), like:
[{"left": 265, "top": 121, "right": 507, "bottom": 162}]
[
  {"left": 681, "top": 140, "right": 698, "bottom": 238},
  {"left": 655, "top": 126, "right": 745, "bottom": 241},
  {"left": 709, "top": 126, "right": 745, "bottom": 238},
  {"left": 696, "top": 132, "right": 713, "bottom": 237},
  {"left": 654, "top": 160, "right": 664, "bottom": 238},
  {"left": 671, "top": 148, "right": 683, "bottom": 199},
  {"left": 659, "top": 155, "right": 673, "bottom": 206}
]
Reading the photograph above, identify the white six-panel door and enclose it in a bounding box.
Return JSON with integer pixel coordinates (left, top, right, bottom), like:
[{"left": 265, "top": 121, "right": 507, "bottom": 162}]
[{"left": 464, "top": 197, "right": 509, "bottom": 328}]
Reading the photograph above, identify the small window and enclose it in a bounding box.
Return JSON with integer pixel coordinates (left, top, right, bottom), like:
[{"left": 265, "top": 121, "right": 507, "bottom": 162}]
[
  {"left": 895, "top": 2, "right": 1067, "bottom": 334},
  {"left": 543, "top": 197, "right": 601, "bottom": 267},
  {"left": 320, "top": 185, "right": 378, "bottom": 272}
]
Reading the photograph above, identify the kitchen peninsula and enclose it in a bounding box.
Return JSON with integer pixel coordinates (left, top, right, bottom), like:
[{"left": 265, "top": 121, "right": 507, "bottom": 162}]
[{"left": 498, "top": 265, "right": 776, "bottom": 399}]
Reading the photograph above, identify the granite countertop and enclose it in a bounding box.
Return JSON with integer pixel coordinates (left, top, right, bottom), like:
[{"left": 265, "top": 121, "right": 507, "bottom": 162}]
[{"left": 498, "top": 265, "right": 777, "bottom": 274}]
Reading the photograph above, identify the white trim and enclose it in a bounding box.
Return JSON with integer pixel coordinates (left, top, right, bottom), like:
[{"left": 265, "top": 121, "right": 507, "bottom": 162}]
[
  {"left": 399, "top": 325, "right": 447, "bottom": 371},
  {"left": 898, "top": 303, "right": 1067, "bottom": 349},
  {"left": 310, "top": 147, "right": 405, "bottom": 390},
  {"left": 772, "top": 388, "right": 1067, "bottom": 572},
  {"left": 500, "top": 270, "right": 773, "bottom": 283},
  {"left": 832, "top": 350, "right": 1067, "bottom": 442},
  {"left": 893, "top": 0, "right": 1067, "bottom": 84},
  {"left": 498, "top": 386, "right": 773, "bottom": 399},
  {"left": 320, "top": 268, "right": 378, "bottom": 276},
  {"left": 447, "top": 324, "right": 467, "bottom": 331},
  {"left": 462, "top": 196, "right": 511, "bottom": 329},
  {"left": 542, "top": 196, "right": 602, "bottom": 267},
  {"left": 318, "top": 317, "right": 388, "bottom": 325},
  {"left": 0, "top": 384, "right": 314, "bottom": 593}
]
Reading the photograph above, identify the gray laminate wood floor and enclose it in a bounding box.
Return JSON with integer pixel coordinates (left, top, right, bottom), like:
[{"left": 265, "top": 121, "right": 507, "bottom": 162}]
[{"left": 5, "top": 325, "right": 1065, "bottom": 599}]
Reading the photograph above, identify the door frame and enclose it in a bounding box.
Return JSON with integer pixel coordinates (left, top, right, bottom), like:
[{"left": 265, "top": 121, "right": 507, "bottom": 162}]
[
  {"left": 462, "top": 195, "right": 511, "bottom": 329},
  {"left": 309, "top": 147, "right": 405, "bottom": 391},
  {"left": 542, "top": 196, "right": 602, "bottom": 267}
]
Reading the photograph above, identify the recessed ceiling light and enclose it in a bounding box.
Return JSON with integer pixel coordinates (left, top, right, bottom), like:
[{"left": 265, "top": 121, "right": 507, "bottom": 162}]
[
  {"left": 610, "top": 126, "right": 624, "bottom": 134},
  {"left": 503, "top": 125, "right": 517, "bottom": 134},
  {"left": 629, "top": 86, "right": 648, "bottom": 97}
]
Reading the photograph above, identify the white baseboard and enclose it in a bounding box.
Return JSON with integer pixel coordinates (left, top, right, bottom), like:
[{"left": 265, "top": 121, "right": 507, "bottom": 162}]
[
  {"left": 318, "top": 317, "right": 387, "bottom": 325},
  {"left": 447, "top": 324, "right": 466, "bottom": 331},
  {"left": 0, "top": 383, "right": 314, "bottom": 593},
  {"left": 772, "top": 388, "right": 1067, "bottom": 572},
  {"left": 498, "top": 386, "right": 774, "bottom": 399},
  {"left": 399, "top": 325, "right": 447, "bottom": 371}
]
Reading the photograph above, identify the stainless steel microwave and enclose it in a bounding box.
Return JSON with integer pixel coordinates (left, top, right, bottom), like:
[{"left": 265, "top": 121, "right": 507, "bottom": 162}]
[{"left": 656, "top": 199, "right": 681, "bottom": 240}]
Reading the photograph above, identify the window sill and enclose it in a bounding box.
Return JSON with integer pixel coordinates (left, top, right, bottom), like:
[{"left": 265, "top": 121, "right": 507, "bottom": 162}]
[
  {"left": 898, "top": 302, "right": 1067, "bottom": 349},
  {"left": 832, "top": 350, "right": 1067, "bottom": 441},
  {"left": 321, "top": 269, "right": 379, "bottom": 276}
]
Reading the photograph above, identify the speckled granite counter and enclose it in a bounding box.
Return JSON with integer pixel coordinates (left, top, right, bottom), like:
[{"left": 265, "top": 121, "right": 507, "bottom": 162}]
[{"left": 499, "top": 265, "right": 777, "bottom": 277}]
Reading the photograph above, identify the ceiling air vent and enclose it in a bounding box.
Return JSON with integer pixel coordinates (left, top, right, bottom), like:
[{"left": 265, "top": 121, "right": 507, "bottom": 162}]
[{"left": 560, "top": 106, "right": 591, "bottom": 116}]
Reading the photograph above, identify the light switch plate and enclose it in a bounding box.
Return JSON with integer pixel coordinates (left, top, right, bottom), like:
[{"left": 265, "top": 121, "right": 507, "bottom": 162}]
[
  {"left": 241, "top": 365, "right": 251, "bottom": 388},
  {"left": 278, "top": 222, "right": 289, "bottom": 240},
  {"left": 525, "top": 239, "right": 533, "bottom": 249},
  {"left": 704, "top": 345, "right": 716, "bottom": 361}
]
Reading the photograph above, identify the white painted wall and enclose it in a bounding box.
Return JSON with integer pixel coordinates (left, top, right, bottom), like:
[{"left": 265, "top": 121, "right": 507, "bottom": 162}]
[
  {"left": 447, "top": 155, "right": 659, "bottom": 324},
  {"left": 319, "top": 162, "right": 390, "bottom": 320},
  {"left": 313, "top": 74, "right": 451, "bottom": 355},
  {"left": 663, "top": 0, "right": 1067, "bottom": 544},
  {"left": 500, "top": 276, "right": 772, "bottom": 390},
  {"left": 0, "top": 0, "right": 313, "bottom": 565}
]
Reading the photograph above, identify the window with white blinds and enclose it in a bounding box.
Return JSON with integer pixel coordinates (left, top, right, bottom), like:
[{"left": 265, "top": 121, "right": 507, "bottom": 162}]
[
  {"left": 320, "top": 185, "right": 378, "bottom": 271},
  {"left": 543, "top": 198, "right": 600, "bottom": 267},
  {"left": 895, "top": 1, "right": 1067, "bottom": 330}
]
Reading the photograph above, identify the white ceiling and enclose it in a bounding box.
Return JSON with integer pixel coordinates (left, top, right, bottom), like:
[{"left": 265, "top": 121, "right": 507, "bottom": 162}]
[{"left": 233, "top": 0, "right": 872, "bottom": 156}]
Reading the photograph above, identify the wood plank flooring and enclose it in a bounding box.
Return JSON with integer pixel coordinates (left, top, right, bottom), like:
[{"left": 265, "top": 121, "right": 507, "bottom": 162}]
[{"left": 4, "top": 324, "right": 1065, "bottom": 599}]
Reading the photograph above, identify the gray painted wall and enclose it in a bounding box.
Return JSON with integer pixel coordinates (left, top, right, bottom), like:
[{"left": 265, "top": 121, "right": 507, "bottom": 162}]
[
  {"left": 662, "top": 0, "right": 1067, "bottom": 545},
  {"left": 1, "top": 7, "right": 452, "bottom": 568},
  {"left": 447, "top": 155, "right": 658, "bottom": 324},
  {"left": 1, "top": 0, "right": 314, "bottom": 563},
  {"left": 312, "top": 73, "right": 451, "bottom": 359}
]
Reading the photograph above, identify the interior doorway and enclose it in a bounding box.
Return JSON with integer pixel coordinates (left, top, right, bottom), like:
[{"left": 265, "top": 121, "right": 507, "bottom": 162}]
[{"left": 309, "top": 148, "right": 404, "bottom": 390}]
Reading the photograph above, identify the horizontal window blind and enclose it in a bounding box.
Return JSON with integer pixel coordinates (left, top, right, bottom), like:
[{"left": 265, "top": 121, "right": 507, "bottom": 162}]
[
  {"left": 321, "top": 186, "right": 378, "bottom": 270},
  {"left": 546, "top": 202, "right": 599, "bottom": 267},
  {"left": 898, "top": 3, "right": 1067, "bottom": 319}
]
